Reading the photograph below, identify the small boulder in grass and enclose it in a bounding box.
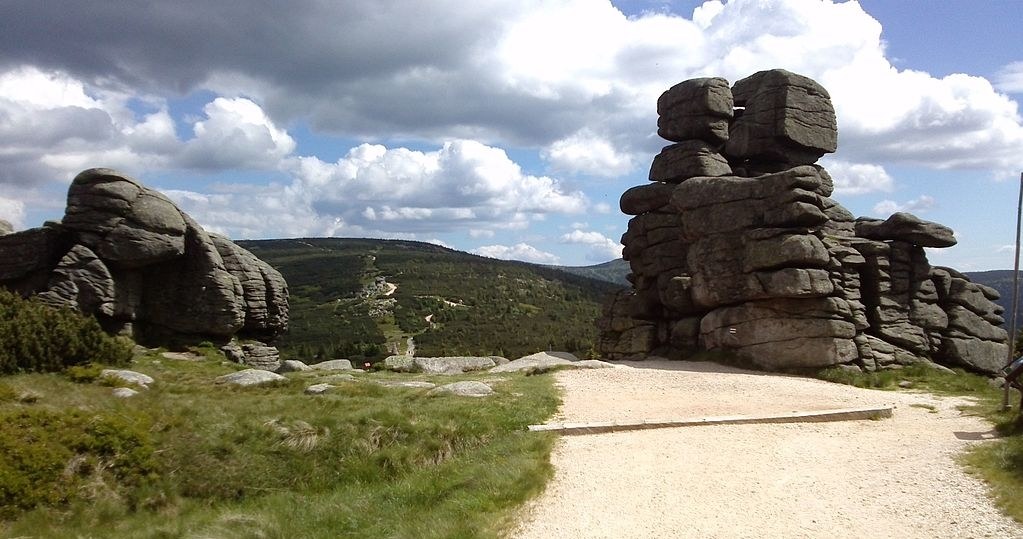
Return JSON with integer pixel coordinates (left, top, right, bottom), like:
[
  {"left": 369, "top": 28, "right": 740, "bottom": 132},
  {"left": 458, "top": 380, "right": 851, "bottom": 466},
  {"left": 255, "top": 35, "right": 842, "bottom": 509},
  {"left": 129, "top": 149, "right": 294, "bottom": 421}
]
[
  {"left": 101, "top": 369, "right": 154, "bottom": 388},
  {"left": 304, "top": 383, "right": 335, "bottom": 395},
  {"left": 278, "top": 360, "right": 312, "bottom": 373},
  {"left": 428, "top": 381, "right": 494, "bottom": 397},
  {"left": 112, "top": 387, "right": 139, "bottom": 398},
  {"left": 216, "top": 369, "right": 286, "bottom": 387},
  {"left": 310, "top": 359, "right": 353, "bottom": 371}
]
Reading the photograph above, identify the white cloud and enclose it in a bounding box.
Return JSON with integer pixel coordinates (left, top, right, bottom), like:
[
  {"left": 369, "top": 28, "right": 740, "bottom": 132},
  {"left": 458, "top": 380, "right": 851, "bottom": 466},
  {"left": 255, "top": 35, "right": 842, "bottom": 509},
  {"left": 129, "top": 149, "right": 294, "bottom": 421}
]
[
  {"left": 0, "top": 196, "right": 26, "bottom": 230},
  {"left": 593, "top": 202, "right": 613, "bottom": 214},
  {"left": 281, "top": 139, "right": 587, "bottom": 234},
  {"left": 472, "top": 242, "right": 560, "bottom": 264},
  {"left": 469, "top": 229, "right": 495, "bottom": 239},
  {"left": 542, "top": 129, "right": 635, "bottom": 177},
  {"left": 181, "top": 97, "right": 295, "bottom": 169},
  {"left": 872, "top": 195, "right": 936, "bottom": 217},
  {"left": 995, "top": 61, "right": 1023, "bottom": 93},
  {"left": 820, "top": 158, "right": 894, "bottom": 195},
  {"left": 560, "top": 229, "right": 623, "bottom": 262}
]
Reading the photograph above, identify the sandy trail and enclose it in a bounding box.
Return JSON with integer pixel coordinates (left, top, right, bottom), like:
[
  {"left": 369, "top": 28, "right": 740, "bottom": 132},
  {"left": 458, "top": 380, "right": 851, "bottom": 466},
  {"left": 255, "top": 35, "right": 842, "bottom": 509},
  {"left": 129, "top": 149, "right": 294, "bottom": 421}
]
[{"left": 513, "top": 361, "right": 1023, "bottom": 539}]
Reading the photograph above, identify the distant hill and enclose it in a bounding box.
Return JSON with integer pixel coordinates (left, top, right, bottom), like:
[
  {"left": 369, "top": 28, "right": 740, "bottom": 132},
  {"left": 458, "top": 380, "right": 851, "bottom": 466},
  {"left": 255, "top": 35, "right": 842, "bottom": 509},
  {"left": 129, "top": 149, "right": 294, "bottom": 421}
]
[
  {"left": 239, "top": 238, "right": 623, "bottom": 361},
  {"left": 554, "top": 258, "right": 630, "bottom": 286}
]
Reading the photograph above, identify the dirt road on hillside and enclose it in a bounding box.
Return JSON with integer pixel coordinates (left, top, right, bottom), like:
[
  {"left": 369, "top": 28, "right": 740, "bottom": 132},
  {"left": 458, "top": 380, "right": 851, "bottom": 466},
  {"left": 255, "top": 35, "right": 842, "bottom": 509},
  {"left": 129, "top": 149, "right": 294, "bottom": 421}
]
[{"left": 512, "top": 361, "right": 1023, "bottom": 539}]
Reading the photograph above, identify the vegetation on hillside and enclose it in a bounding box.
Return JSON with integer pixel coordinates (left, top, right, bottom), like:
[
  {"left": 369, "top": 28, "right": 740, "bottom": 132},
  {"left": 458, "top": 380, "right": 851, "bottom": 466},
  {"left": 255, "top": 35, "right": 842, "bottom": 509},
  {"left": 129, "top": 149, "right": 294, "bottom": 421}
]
[
  {"left": 241, "top": 238, "right": 623, "bottom": 361},
  {"left": 0, "top": 348, "right": 560, "bottom": 538},
  {"left": 0, "top": 288, "right": 132, "bottom": 374}
]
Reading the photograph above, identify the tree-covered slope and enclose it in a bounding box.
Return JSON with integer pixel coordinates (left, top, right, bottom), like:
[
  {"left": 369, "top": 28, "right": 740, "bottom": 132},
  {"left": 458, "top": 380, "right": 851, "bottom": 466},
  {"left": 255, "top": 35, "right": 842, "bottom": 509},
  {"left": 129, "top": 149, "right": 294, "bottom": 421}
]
[{"left": 239, "top": 238, "right": 624, "bottom": 361}]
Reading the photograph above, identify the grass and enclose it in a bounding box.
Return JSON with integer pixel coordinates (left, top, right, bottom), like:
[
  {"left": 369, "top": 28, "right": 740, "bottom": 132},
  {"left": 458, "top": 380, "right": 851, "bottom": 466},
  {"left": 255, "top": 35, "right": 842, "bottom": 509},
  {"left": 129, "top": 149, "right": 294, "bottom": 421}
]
[
  {"left": 817, "top": 362, "right": 1023, "bottom": 524},
  {"left": 0, "top": 350, "right": 561, "bottom": 538}
]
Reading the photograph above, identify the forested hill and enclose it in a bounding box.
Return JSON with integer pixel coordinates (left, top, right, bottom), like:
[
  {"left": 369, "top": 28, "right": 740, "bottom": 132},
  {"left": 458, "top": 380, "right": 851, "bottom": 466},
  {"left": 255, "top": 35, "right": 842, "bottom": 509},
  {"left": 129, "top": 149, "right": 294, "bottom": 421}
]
[{"left": 238, "top": 238, "right": 624, "bottom": 361}]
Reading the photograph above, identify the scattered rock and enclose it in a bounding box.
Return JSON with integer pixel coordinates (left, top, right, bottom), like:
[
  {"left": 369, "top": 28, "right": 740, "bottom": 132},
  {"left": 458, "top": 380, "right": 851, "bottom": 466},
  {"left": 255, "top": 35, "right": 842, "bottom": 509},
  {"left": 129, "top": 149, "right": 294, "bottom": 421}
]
[
  {"left": 898, "top": 380, "right": 914, "bottom": 389},
  {"left": 112, "top": 387, "right": 139, "bottom": 398},
  {"left": 491, "top": 352, "right": 576, "bottom": 373},
  {"left": 428, "top": 381, "right": 494, "bottom": 397},
  {"left": 310, "top": 359, "right": 353, "bottom": 371},
  {"left": 304, "top": 383, "right": 335, "bottom": 395},
  {"left": 321, "top": 373, "right": 358, "bottom": 383},
  {"left": 377, "top": 380, "right": 437, "bottom": 389},
  {"left": 414, "top": 356, "right": 497, "bottom": 375},
  {"left": 215, "top": 369, "right": 286, "bottom": 387},
  {"left": 101, "top": 369, "right": 154, "bottom": 388},
  {"left": 383, "top": 355, "right": 416, "bottom": 372},
  {"left": 278, "top": 359, "right": 311, "bottom": 373}
]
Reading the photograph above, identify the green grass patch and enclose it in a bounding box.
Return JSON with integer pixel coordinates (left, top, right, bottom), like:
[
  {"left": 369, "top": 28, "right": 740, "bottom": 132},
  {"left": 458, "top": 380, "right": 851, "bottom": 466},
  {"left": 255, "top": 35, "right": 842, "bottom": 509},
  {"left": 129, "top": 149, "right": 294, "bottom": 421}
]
[{"left": 0, "top": 353, "right": 560, "bottom": 538}]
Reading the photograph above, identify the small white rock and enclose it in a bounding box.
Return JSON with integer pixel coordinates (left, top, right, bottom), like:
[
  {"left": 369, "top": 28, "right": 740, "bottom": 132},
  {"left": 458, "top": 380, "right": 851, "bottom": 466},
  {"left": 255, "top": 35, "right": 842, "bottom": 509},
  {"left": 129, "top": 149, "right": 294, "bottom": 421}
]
[
  {"left": 305, "top": 383, "right": 335, "bottom": 395},
  {"left": 101, "top": 369, "right": 154, "bottom": 388},
  {"left": 112, "top": 387, "right": 139, "bottom": 398}
]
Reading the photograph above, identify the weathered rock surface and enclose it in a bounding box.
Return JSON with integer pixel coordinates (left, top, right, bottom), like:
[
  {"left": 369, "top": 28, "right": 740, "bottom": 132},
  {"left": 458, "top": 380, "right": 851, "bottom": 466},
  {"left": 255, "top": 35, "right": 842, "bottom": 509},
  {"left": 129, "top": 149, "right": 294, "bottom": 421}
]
[
  {"left": 277, "top": 359, "right": 312, "bottom": 373},
  {"left": 0, "top": 168, "right": 288, "bottom": 352},
  {"left": 101, "top": 369, "right": 154, "bottom": 388},
  {"left": 489, "top": 351, "right": 614, "bottom": 373},
  {"left": 310, "top": 359, "right": 354, "bottom": 371},
  {"left": 216, "top": 369, "right": 286, "bottom": 387},
  {"left": 382, "top": 355, "right": 503, "bottom": 374},
  {"left": 0, "top": 219, "right": 12, "bottom": 235},
  {"left": 598, "top": 70, "right": 1007, "bottom": 375},
  {"left": 112, "top": 387, "right": 139, "bottom": 398},
  {"left": 428, "top": 381, "right": 494, "bottom": 397},
  {"left": 304, "top": 383, "right": 335, "bottom": 395}
]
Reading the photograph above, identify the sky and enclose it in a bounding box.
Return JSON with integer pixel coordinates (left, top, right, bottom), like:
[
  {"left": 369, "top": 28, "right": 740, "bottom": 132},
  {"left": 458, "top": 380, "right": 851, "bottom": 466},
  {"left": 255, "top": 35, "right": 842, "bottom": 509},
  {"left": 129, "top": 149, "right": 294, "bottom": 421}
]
[{"left": 0, "top": 0, "right": 1021, "bottom": 270}]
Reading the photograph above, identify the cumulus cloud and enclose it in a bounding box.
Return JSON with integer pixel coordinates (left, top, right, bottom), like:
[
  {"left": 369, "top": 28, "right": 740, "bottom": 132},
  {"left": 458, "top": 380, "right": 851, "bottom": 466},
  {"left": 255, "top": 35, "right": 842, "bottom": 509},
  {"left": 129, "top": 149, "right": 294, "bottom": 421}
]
[
  {"left": 995, "top": 61, "right": 1023, "bottom": 93},
  {"left": 0, "top": 196, "right": 26, "bottom": 230},
  {"left": 542, "top": 129, "right": 636, "bottom": 177},
  {"left": 3, "top": 1, "right": 1023, "bottom": 179},
  {"left": 872, "top": 195, "right": 936, "bottom": 217},
  {"left": 560, "top": 229, "right": 624, "bottom": 262},
  {"left": 821, "top": 158, "right": 894, "bottom": 195},
  {"left": 166, "top": 139, "right": 588, "bottom": 239},
  {"left": 282, "top": 139, "right": 586, "bottom": 233},
  {"left": 472, "top": 243, "right": 560, "bottom": 264},
  {"left": 180, "top": 97, "right": 295, "bottom": 169}
]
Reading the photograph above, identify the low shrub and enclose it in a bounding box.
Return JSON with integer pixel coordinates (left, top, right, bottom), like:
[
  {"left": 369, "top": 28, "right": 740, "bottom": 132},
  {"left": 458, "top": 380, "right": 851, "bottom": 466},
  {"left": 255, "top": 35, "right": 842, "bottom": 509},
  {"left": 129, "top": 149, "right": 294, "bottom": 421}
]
[
  {"left": 0, "top": 408, "right": 156, "bottom": 518},
  {"left": 0, "top": 289, "right": 133, "bottom": 374}
]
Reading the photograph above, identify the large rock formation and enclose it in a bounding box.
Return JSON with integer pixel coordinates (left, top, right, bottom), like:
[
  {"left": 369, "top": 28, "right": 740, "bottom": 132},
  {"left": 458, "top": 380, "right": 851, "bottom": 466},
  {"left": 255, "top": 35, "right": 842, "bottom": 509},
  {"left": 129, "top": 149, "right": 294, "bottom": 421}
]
[
  {"left": 0, "top": 169, "right": 289, "bottom": 364},
  {"left": 598, "top": 69, "right": 1008, "bottom": 375}
]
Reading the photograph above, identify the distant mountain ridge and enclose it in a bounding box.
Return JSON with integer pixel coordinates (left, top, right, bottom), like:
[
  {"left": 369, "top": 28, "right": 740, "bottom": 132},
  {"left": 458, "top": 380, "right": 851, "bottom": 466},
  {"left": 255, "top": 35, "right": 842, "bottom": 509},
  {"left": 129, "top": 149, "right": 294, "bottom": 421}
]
[
  {"left": 238, "top": 238, "right": 621, "bottom": 361},
  {"left": 553, "top": 258, "right": 630, "bottom": 286}
]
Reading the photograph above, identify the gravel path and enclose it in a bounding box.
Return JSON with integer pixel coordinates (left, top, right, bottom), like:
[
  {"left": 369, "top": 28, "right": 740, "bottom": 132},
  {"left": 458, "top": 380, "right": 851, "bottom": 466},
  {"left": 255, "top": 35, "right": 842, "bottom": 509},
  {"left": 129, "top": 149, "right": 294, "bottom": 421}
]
[{"left": 512, "top": 361, "right": 1023, "bottom": 539}]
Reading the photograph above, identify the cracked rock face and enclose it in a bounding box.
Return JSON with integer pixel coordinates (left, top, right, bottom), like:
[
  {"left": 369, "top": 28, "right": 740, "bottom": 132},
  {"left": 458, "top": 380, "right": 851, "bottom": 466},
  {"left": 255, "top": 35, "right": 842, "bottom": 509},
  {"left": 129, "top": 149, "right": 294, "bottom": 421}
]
[
  {"left": 0, "top": 168, "right": 289, "bottom": 352},
  {"left": 598, "top": 69, "right": 1007, "bottom": 375}
]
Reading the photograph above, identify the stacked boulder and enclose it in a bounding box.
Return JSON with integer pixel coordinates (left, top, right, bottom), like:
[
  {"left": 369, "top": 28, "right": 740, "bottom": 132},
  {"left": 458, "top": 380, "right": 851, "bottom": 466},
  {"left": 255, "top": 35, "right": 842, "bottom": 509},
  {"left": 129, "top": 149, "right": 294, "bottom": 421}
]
[
  {"left": 599, "top": 69, "right": 1008, "bottom": 374},
  {"left": 0, "top": 168, "right": 288, "bottom": 369}
]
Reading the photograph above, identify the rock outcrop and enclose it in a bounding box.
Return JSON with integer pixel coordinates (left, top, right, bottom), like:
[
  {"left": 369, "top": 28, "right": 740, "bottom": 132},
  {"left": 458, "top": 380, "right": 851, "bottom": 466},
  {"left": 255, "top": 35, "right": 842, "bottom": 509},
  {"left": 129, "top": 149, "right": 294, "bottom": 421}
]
[
  {"left": 0, "top": 168, "right": 289, "bottom": 362},
  {"left": 598, "top": 69, "right": 1008, "bottom": 375}
]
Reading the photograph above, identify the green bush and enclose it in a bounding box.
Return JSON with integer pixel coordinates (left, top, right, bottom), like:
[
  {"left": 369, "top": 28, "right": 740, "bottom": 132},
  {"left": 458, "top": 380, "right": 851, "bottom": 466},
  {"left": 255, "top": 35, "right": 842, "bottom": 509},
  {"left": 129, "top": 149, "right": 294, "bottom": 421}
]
[
  {"left": 0, "top": 289, "right": 132, "bottom": 374},
  {"left": 0, "top": 408, "right": 156, "bottom": 518}
]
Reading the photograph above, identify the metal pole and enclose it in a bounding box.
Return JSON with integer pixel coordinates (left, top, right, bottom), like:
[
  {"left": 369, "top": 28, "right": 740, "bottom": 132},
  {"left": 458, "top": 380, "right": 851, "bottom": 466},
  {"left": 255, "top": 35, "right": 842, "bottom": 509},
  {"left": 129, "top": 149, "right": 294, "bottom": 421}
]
[{"left": 1003, "top": 172, "right": 1023, "bottom": 410}]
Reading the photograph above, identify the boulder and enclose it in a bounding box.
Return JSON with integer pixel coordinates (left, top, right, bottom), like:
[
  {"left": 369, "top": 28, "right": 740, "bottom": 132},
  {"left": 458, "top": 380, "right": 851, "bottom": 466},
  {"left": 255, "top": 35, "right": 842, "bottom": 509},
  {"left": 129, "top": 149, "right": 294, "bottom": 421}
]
[
  {"left": 656, "top": 77, "right": 734, "bottom": 144},
  {"left": 278, "top": 360, "right": 312, "bottom": 373},
  {"left": 414, "top": 356, "right": 497, "bottom": 375},
  {"left": 855, "top": 213, "right": 956, "bottom": 248},
  {"left": 238, "top": 342, "right": 282, "bottom": 371},
  {"left": 215, "top": 369, "right": 286, "bottom": 387},
  {"left": 620, "top": 183, "right": 675, "bottom": 215},
  {"left": 490, "top": 351, "right": 576, "bottom": 373},
  {"left": 725, "top": 69, "right": 837, "bottom": 165},
  {"left": 428, "top": 381, "right": 494, "bottom": 397},
  {"left": 649, "top": 141, "right": 732, "bottom": 183},
  {"left": 100, "top": 369, "right": 154, "bottom": 388},
  {"left": 112, "top": 387, "right": 139, "bottom": 398},
  {"left": 35, "top": 244, "right": 116, "bottom": 317},
  {"left": 310, "top": 359, "right": 353, "bottom": 371},
  {"left": 304, "top": 383, "right": 335, "bottom": 395}
]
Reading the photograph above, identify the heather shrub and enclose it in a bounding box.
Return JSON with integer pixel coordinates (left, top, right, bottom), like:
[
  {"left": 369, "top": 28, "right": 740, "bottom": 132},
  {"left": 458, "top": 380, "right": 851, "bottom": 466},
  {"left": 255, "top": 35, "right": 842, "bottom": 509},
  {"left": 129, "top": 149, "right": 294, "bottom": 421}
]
[{"left": 0, "top": 288, "right": 132, "bottom": 374}]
